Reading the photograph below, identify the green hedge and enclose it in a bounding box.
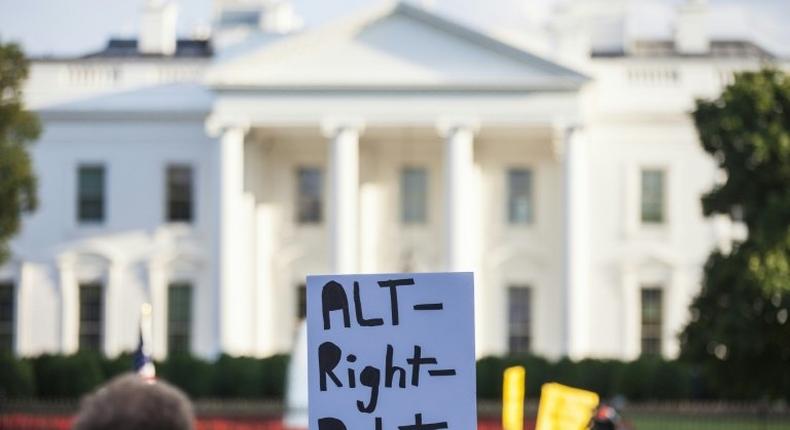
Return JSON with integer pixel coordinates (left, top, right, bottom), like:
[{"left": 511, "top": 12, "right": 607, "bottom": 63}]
[
  {"left": 157, "top": 353, "right": 289, "bottom": 399},
  {"left": 0, "top": 353, "right": 35, "bottom": 397},
  {"left": 476, "top": 355, "right": 698, "bottom": 401},
  {"left": 0, "top": 352, "right": 728, "bottom": 401},
  {"left": 156, "top": 353, "right": 216, "bottom": 398},
  {"left": 0, "top": 352, "right": 290, "bottom": 400},
  {"left": 30, "top": 353, "right": 105, "bottom": 398}
]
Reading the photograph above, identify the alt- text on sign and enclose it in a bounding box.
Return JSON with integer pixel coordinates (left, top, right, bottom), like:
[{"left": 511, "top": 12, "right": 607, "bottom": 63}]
[{"left": 307, "top": 272, "right": 476, "bottom": 430}]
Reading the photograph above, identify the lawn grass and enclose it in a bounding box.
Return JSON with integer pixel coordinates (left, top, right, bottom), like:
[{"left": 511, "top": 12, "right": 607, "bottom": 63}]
[{"left": 629, "top": 413, "right": 790, "bottom": 430}]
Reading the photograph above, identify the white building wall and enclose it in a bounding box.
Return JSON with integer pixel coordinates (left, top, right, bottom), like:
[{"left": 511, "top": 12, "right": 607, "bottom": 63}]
[
  {"left": 233, "top": 126, "right": 569, "bottom": 358},
  {"left": 8, "top": 119, "right": 216, "bottom": 358},
  {"left": 476, "top": 133, "right": 565, "bottom": 358},
  {"left": 583, "top": 121, "right": 718, "bottom": 358},
  {"left": 257, "top": 134, "right": 330, "bottom": 354},
  {"left": 579, "top": 56, "right": 773, "bottom": 358},
  {"left": 363, "top": 132, "right": 445, "bottom": 274},
  {"left": 5, "top": 10, "right": 787, "bottom": 361}
]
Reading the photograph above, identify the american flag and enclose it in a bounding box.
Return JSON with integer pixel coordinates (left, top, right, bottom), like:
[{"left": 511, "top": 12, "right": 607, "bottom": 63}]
[{"left": 133, "top": 303, "right": 156, "bottom": 381}]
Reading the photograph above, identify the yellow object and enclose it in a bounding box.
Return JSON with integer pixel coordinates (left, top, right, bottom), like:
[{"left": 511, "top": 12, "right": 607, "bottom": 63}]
[
  {"left": 502, "top": 366, "right": 526, "bottom": 430},
  {"left": 535, "top": 383, "right": 599, "bottom": 430}
]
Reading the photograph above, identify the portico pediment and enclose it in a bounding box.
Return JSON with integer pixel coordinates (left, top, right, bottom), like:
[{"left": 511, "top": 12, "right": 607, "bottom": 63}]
[{"left": 207, "top": 2, "right": 586, "bottom": 91}]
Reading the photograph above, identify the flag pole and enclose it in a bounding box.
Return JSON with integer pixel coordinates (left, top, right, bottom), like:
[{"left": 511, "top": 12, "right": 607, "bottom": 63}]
[
  {"left": 141, "top": 303, "right": 153, "bottom": 357},
  {"left": 134, "top": 303, "right": 156, "bottom": 381}
]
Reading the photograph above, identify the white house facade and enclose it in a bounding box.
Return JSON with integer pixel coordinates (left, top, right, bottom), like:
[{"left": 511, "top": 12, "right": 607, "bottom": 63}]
[{"left": 1, "top": 0, "right": 783, "bottom": 361}]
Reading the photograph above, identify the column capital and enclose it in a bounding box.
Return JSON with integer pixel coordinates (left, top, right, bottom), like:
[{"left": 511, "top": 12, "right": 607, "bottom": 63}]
[
  {"left": 551, "top": 119, "right": 585, "bottom": 142},
  {"left": 205, "top": 116, "right": 250, "bottom": 138},
  {"left": 56, "top": 252, "right": 76, "bottom": 271},
  {"left": 146, "top": 256, "right": 167, "bottom": 273},
  {"left": 551, "top": 120, "right": 585, "bottom": 160},
  {"left": 436, "top": 117, "right": 480, "bottom": 138},
  {"left": 321, "top": 117, "right": 365, "bottom": 138},
  {"left": 551, "top": 116, "right": 584, "bottom": 132}
]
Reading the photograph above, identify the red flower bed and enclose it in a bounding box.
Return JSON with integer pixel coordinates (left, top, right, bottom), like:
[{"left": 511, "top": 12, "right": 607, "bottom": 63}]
[
  {"left": 0, "top": 414, "right": 73, "bottom": 430},
  {"left": 196, "top": 418, "right": 286, "bottom": 430},
  {"left": 0, "top": 414, "right": 529, "bottom": 430},
  {"left": 478, "top": 418, "right": 535, "bottom": 430}
]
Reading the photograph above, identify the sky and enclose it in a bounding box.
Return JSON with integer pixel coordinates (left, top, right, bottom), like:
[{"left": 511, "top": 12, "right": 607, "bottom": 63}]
[{"left": 0, "top": 0, "right": 788, "bottom": 58}]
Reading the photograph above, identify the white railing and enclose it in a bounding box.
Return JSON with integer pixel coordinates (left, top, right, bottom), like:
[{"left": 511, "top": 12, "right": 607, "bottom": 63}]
[
  {"left": 626, "top": 67, "right": 680, "bottom": 86},
  {"left": 67, "top": 65, "right": 122, "bottom": 86},
  {"left": 63, "top": 64, "right": 204, "bottom": 87}
]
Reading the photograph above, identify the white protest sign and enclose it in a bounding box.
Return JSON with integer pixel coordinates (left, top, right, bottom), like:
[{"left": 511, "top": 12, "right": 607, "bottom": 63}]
[{"left": 307, "top": 272, "right": 476, "bottom": 430}]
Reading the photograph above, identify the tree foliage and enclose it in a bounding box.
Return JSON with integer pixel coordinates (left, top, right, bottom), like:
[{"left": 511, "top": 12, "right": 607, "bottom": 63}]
[
  {"left": 680, "top": 69, "right": 790, "bottom": 399},
  {"left": 0, "top": 42, "right": 40, "bottom": 265},
  {"left": 694, "top": 68, "right": 790, "bottom": 292},
  {"left": 680, "top": 249, "right": 790, "bottom": 399}
]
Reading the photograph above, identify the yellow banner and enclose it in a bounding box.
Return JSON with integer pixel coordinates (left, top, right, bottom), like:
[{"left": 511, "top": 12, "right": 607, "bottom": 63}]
[
  {"left": 535, "top": 383, "right": 599, "bottom": 430},
  {"left": 502, "top": 366, "right": 526, "bottom": 430}
]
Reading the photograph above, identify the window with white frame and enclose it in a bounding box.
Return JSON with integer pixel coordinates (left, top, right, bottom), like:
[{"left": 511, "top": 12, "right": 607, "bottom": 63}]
[
  {"left": 508, "top": 286, "right": 532, "bottom": 355},
  {"left": 78, "top": 282, "right": 103, "bottom": 352},
  {"left": 166, "top": 165, "right": 194, "bottom": 223},
  {"left": 401, "top": 167, "right": 428, "bottom": 224},
  {"left": 640, "top": 287, "right": 663, "bottom": 356},
  {"left": 296, "top": 167, "right": 323, "bottom": 224},
  {"left": 640, "top": 168, "right": 665, "bottom": 224},
  {"left": 167, "top": 282, "right": 193, "bottom": 355},
  {"left": 507, "top": 168, "right": 534, "bottom": 224},
  {"left": 77, "top": 165, "right": 105, "bottom": 223}
]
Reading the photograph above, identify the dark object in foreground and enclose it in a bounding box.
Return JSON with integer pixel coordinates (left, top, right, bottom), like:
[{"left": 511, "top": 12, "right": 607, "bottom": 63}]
[
  {"left": 589, "top": 403, "right": 627, "bottom": 430},
  {"left": 71, "top": 373, "right": 195, "bottom": 430}
]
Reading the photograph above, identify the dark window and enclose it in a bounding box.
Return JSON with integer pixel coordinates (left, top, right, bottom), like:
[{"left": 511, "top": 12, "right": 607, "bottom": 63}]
[
  {"left": 168, "top": 282, "right": 193, "bottom": 355},
  {"left": 79, "top": 283, "right": 103, "bottom": 352},
  {"left": 0, "top": 282, "right": 14, "bottom": 353},
  {"left": 641, "top": 287, "right": 663, "bottom": 355},
  {"left": 401, "top": 167, "right": 428, "bottom": 224},
  {"left": 641, "top": 169, "right": 665, "bottom": 224},
  {"left": 508, "top": 286, "right": 532, "bottom": 355},
  {"left": 297, "top": 167, "right": 322, "bottom": 223},
  {"left": 166, "top": 165, "right": 194, "bottom": 222},
  {"left": 508, "top": 169, "right": 533, "bottom": 224},
  {"left": 78, "top": 165, "right": 105, "bottom": 223},
  {"left": 297, "top": 284, "right": 307, "bottom": 320}
]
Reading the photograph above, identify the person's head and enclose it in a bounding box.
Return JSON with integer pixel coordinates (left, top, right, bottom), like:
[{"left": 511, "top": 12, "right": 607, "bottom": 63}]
[{"left": 72, "top": 373, "right": 194, "bottom": 430}]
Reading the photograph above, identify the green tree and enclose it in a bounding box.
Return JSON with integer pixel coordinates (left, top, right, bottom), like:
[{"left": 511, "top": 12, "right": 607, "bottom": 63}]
[
  {"left": 693, "top": 69, "right": 790, "bottom": 292},
  {"left": 0, "top": 42, "right": 40, "bottom": 265},
  {"left": 680, "top": 69, "right": 790, "bottom": 400}
]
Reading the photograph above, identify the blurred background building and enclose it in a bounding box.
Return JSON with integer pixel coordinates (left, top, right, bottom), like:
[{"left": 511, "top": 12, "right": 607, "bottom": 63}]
[{"left": 0, "top": 0, "right": 785, "bottom": 361}]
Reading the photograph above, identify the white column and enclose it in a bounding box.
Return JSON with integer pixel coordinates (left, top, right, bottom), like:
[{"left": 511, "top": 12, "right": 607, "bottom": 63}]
[
  {"left": 103, "top": 262, "right": 120, "bottom": 356},
  {"left": 323, "top": 120, "right": 363, "bottom": 274},
  {"left": 621, "top": 264, "right": 639, "bottom": 359},
  {"left": 440, "top": 120, "right": 482, "bottom": 356},
  {"left": 147, "top": 260, "right": 167, "bottom": 359},
  {"left": 439, "top": 120, "right": 478, "bottom": 271},
  {"left": 57, "top": 255, "right": 78, "bottom": 354},
  {"left": 255, "top": 204, "right": 276, "bottom": 356},
  {"left": 214, "top": 125, "right": 247, "bottom": 356},
  {"left": 563, "top": 126, "right": 590, "bottom": 359}
]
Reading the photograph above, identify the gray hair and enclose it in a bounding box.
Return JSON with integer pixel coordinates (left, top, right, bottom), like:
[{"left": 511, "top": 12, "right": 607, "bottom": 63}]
[{"left": 72, "top": 373, "right": 195, "bottom": 430}]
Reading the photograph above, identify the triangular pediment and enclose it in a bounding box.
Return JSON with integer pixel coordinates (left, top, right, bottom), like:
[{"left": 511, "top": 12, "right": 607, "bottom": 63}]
[{"left": 207, "top": 2, "right": 586, "bottom": 90}]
